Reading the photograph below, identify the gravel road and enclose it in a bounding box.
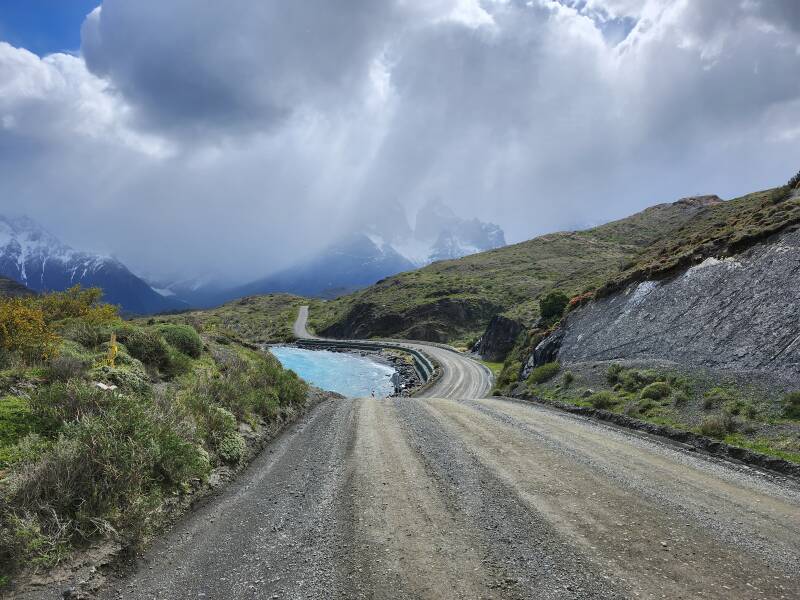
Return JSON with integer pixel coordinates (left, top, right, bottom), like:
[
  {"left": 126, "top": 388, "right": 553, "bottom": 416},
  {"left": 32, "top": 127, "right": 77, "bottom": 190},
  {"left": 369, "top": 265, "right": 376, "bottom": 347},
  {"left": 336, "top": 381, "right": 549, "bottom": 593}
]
[
  {"left": 72, "top": 396, "right": 798, "bottom": 600},
  {"left": 22, "top": 309, "right": 800, "bottom": 599}
]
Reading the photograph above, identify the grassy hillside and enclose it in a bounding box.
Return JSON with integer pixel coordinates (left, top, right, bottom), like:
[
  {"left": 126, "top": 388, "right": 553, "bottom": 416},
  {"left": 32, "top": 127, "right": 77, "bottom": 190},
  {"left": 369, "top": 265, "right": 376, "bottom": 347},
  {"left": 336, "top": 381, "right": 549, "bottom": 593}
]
[
  {"left": 149, "top": 294, "right": 328, "bottom": 344},
  {"left": 314, "top": 196, "right": 720, "bottom": 346},
  {"left": 0, "top": 277, "right": 32, "bottom": 298},
  {"left": 0, "top": 287, "right": 309, "bottom": 584},
  {"left": 599, "top": 186, "right": 800, "bottom": 297}
]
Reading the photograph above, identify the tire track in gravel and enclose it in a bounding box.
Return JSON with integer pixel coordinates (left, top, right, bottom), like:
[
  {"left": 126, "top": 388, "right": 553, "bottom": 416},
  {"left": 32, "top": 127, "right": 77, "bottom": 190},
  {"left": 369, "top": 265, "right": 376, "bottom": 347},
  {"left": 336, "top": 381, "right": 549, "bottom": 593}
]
[
  {"left": 391, "top": 398, "right": 626, "bottom": 599},
  {"left": 420, "top": 397, "right": 800, "bottom": 600},
  {"left": 338, "top": 398, "right": 497, "bottom": 599}
]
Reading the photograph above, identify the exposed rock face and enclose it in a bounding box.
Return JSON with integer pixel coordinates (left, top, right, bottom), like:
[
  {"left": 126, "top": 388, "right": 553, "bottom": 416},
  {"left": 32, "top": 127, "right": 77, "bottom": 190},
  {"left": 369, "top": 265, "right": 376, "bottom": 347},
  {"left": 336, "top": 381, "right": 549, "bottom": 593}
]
[
  {"left": 321, "top": 297, "right": 501, "bottom": 342},
  {"left": 473, "top": 315, "right": 524, "bottom": 362},
  {"left": 543, "top": 227, "right": 800, "bottom": 381}
]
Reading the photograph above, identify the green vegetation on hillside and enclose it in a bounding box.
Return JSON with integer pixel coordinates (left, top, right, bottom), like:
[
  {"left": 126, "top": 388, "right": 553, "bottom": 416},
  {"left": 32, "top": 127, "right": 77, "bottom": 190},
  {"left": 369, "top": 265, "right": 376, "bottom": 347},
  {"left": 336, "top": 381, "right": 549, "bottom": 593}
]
[
  {"left": 598, "top": 186, "right": 800, "bottom": 297},
  {"left": 314, "top": 198, "right": 715, "bottom": 345},
  {"left": 149, "top": 294, "right": 328, "bottom": 343},
  {"left": 0, "top": 287, "right": 308, "bottom": 581},
  {"left": 526, "top": 362, "right": 800, "bottom": 464}
]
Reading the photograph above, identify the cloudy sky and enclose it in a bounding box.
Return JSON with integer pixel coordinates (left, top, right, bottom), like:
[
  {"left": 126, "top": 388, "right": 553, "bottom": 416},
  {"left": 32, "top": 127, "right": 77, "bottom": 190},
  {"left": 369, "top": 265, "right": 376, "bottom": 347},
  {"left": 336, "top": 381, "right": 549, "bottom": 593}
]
[{"left": 1, "top": 0, "right": 799, "bottom": 284}]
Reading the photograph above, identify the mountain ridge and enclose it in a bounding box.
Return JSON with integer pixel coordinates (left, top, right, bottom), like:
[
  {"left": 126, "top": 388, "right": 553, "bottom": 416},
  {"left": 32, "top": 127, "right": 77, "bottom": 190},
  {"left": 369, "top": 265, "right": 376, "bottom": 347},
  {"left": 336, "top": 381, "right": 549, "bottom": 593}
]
[{"left": 0, "top": 215, "right": 186, "bottom": 314}]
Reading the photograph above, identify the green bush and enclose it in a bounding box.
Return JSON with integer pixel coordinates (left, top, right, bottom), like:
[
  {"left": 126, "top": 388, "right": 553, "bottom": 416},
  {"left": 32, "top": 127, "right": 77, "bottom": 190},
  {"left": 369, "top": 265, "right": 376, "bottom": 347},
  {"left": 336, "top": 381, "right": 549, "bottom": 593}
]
[
  {"left": 496, "top": 360, "right": 522, "bottom": 390},
  {"left": 157, "top": 324, "right": 202, "bottom": 358},
  {"left": 588, "top": 391, "right": 617, "bottom": 409},
  {"left": 619, "top": 369, "right": 658, "bottom": 392},
  {"left": 703, "top": 387, "right": 734, "bottom": 409},
  {"left": 698, "top": 412, "right": 736, "bottom": 438},
  {"left": 160, "top": 346, "right": 193, "bottom": 380},
  {"left": 29, "top": 381, "right": 112, "bottom": 434},
  {"left": 527, "top": 362, "right": 560, "bottom": 385},
  {"left": 90, "top": 364, "right": 150, "bottom": 394},
  {"left": 217, "top": 432, "right": 246, "bottom": 465},
  {"left": 606, "top": 363, "right": 624, "bottom": 384},
  {"left": 539, "top": 291, "right": 569, "bottom": 322},
  {"left": 640, "top": 381, "right": 670, "bottom": 400},
  {"left": 124, "top": 329, "right": 169, "bottom": 368},
  {"left": 8, "top": 392, "right": 209, "bottom": 564},
  {"left": 562, "top": 371, "right": 574, "bottom": 387},
  {"left": 672, "top": 391, "right": 690, "bottom": 407},
  {"left": 782, "top": 392, "right": 800, "bottom": 420},
  {"left": 0, "top": 397, "right": 37, "bottom": 449},
  {"left": 47, "top": 352, "right": 89, "bottom": 382},
  {"left": 155, "top": 431, "right": 210, "bottom": 485}
]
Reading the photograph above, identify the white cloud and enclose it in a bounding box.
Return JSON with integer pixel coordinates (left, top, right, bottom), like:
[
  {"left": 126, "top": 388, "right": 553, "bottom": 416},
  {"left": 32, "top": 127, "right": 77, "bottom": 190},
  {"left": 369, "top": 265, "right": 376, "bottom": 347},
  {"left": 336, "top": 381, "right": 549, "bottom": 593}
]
[{"left": 0, "top": 0, "right": 799, "bottom": 283}]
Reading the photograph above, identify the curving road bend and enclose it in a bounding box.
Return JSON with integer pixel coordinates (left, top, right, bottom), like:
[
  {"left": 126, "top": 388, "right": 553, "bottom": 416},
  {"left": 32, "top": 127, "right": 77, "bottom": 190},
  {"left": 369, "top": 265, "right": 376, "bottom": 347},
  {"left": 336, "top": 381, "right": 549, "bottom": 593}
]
[
  {"left": 293, "top": 305, "right": 492, "bottom": 399},
  {"left": 23, "top": 308, "right": 800, "bottom": 599}
]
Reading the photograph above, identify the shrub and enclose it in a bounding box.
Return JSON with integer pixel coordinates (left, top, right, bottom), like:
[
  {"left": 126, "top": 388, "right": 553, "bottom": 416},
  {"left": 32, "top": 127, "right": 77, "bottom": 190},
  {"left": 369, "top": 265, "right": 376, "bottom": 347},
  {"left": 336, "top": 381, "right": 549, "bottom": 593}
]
[
  {"left": 8, "top": 392, "right": 209, "bottom": 562},
  {"left": 125, "top": 329, "right": 169, "bottom": 368},
  {"left": 640, "top": 381, "right": 670, "bottom": 400},
  {"left": 562, "top": 371, "right": 574, "bottom": 387},
  {"left": 90, "top": 364, "right": 150, "bottom": 394},
  {"left": 703, "top": 387, "right": 734, "bottom": 409},
  {"left": 0, "top": 299, "right": 60, "bottom": 362},
  {"left": 47, "top": 353, "right": 88, "bottom": 382},
  {"left": 539, "top": 291, "right": 569, "bottom": 322},
  {"left": 216, "top": 432, "right": 246, "bottom": 465},
  {"left": 619, "top": 369, "right": 658, "bottom": 393},
  {"left": 527, "top": 362, "right": 560, "bottom": 385},
  {"left": 788, "top": 169, "right": 800, "bottom": 189},
  {"left": 782, "top": 392, "right": 800, "bottom": 420},
  {"left": 0, "top": 396, "right": 37, "bottom": 449},
  {"left": 496, "top": 360, "right": 522, "bottom": 390},
  {"left": 606, "top": 363, "right": 624, "bottom": 384},
  {"left": 155, "top": 431, "right": 210, "bottom": 485},
  {"left": 157, "top": 324, "right": 202, "bottom": 358},
  {"left": 35, "top": 286, "right": 118, "bottom": 325},
  {"left": 588, "top": 391, "right": 617, "bottom": 409},
  {"left": 29, "top": 381, "right": 112, "bottom": 433},
  {"left": 672, "top": 391, "right": 690, "bottom": 407},
  {"left": 160, "top": 346, "right": 193, "bottom": 380},
  {"left": 698, "top": 412, "right": 736, "bottom": 438}
]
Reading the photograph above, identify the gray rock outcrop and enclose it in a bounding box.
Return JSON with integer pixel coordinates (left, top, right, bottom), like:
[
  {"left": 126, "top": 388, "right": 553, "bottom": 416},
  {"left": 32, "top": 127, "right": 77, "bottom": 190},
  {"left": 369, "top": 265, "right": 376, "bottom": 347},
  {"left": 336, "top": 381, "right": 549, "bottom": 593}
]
[
  {"left": 541, "top": 227, "right": 800, "bottom": 381},
  {"left": 473, "top": 315, "right": 524, "bottom": 362}
]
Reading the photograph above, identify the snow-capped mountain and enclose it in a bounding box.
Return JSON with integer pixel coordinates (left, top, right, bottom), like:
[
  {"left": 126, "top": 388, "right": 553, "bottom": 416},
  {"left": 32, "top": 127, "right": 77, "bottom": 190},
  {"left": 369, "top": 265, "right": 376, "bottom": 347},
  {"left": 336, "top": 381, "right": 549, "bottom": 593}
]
[
  {"left": 366, "top": 198, "right": 506, "bottom": 266},
  {"left": 0, "top": 216, "right": 187, "bottom": 314}
]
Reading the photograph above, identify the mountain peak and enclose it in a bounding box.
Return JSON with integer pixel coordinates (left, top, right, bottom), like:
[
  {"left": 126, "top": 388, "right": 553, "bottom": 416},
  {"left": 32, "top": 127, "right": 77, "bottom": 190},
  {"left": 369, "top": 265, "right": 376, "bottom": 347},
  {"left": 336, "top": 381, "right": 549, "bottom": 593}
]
[{"left": 0, "top": 214, "right": 186, "bottom": 314}]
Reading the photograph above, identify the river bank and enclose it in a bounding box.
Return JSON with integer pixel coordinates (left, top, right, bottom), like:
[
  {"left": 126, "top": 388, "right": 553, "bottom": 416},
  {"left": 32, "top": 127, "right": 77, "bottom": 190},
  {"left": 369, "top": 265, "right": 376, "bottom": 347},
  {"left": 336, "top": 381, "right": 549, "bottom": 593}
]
[{"left": 268, "top": 344, "right": 421, "bottom": 397}]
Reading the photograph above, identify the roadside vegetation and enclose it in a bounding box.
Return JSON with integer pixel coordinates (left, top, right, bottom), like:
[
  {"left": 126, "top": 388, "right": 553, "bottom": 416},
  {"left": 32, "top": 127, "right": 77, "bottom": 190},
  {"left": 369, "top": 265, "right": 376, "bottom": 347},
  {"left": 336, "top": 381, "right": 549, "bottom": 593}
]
[
  {"left": 524, "top": 362, "right": 800, "bottom": 464},
  {"left": 0, "top": 287, "right": 308, "bottom": 585},
  {"left": 151, "top": 293, "right": 329, "bottom": 344}
]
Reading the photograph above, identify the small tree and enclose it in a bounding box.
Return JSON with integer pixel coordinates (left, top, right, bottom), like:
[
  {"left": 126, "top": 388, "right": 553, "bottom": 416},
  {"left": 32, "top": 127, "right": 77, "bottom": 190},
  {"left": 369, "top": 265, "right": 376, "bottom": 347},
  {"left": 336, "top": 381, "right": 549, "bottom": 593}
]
[
  {"left": 539, "top": 290, "right": 569, "bottom": 323},
  {"left": 789, "top": 169, "right": 800, "bottom": 190},
  {"left": 0, "top": 298, "right": 60, "bottom": 362}
]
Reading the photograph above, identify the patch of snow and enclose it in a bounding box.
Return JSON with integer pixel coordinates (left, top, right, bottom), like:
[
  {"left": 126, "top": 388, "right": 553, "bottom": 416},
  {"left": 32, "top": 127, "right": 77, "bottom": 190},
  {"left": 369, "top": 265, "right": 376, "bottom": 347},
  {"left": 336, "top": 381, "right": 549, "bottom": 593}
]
[{"left": 152, "top": 287, "right": 176, "bottom": 297}]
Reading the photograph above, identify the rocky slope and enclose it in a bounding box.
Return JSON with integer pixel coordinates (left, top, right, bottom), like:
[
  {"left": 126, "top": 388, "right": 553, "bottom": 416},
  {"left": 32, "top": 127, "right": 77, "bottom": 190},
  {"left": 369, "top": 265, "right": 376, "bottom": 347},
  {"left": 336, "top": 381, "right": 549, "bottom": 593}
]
[
  {"left": 0, "top": 216, "right": 185, "bottom": 314},
  {"left": 544, "top": 226, "right": 800, "bottom": 383}
]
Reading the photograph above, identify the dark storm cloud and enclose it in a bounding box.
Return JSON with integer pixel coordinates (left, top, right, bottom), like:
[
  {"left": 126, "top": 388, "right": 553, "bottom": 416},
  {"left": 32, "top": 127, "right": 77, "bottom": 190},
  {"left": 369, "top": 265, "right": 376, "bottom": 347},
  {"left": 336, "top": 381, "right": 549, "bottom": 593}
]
[
  {"left": 0, "top": 0, "right": 799, "bottom": 283},
  {"left": 80, "top": 0, "right": 399, "bottom": 136}
]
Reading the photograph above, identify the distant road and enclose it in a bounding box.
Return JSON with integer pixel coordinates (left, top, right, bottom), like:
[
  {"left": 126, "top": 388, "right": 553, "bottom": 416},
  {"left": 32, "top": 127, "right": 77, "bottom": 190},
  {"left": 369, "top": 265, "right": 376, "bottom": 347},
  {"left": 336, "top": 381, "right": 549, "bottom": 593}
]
[{"left": 26, "top": 307, "right": 799, "bottom": 599}]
